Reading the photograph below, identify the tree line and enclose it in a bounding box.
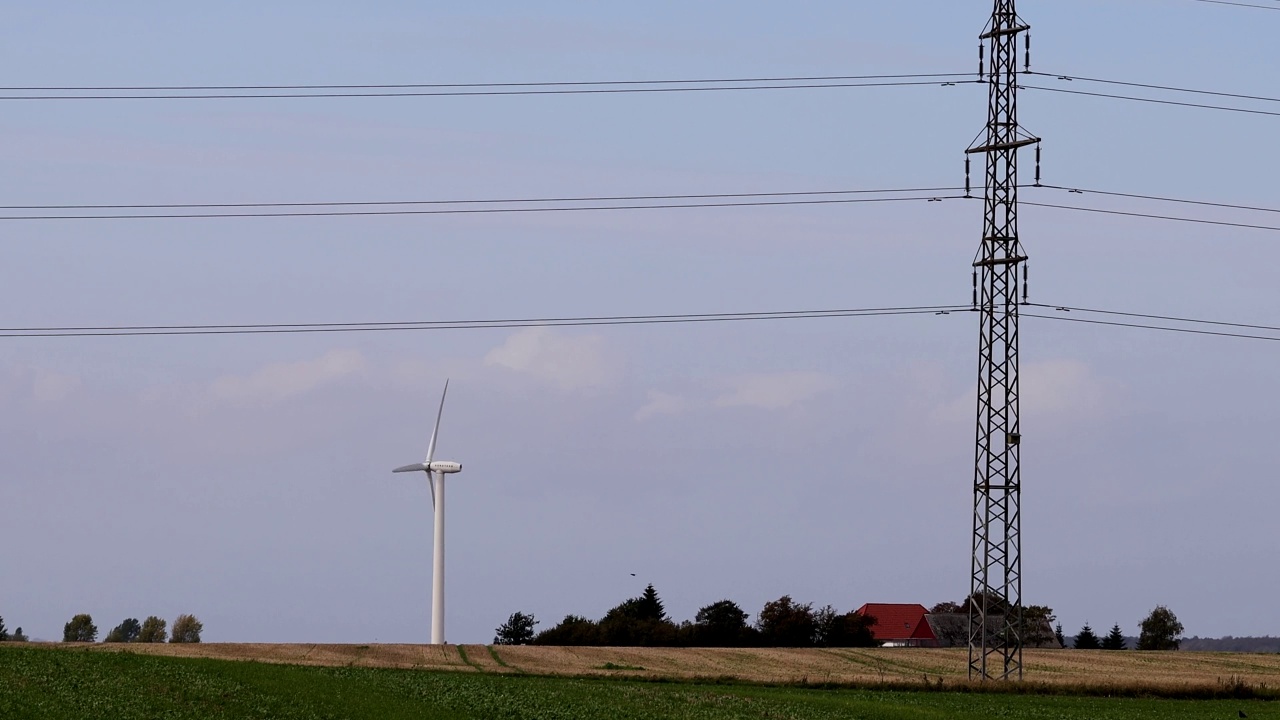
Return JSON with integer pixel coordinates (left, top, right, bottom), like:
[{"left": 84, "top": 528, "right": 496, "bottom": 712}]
[
  {"left": 0, "top": 613, "right": 204, "bottom": 644},
  {"left": 494, "top": 585, "right": 878, "bottom": 648},
  {"left": 1064, "top": 605, "right": 1184, "bottom": 651},
  {"left": 0, "top": 615, "right": 29, "bottom": 642}
]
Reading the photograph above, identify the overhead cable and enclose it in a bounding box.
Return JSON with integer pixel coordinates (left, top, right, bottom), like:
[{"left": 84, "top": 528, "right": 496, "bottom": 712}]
[
  {"left": 1031, "top": 71, "right": 1280, "bottom": 105},
  {"left": 0, "top": 186, "right": 966, "bottom": 212},
  {"left": 0, "top": 77, "right": 974, "bottom": 101},
  {"left": 1028, "top": 303, "right": 1280, "bottom": 333},
  {"left": 1035, "top": 185, "right": 1280, "bottom": 215},
  {"left": 0, "top": 192, "right": 969, "bottom": 221},
  {"left": 0, "top": 72, "right": 971, "bottom": 93},
  {"left": 0, "top": 305, "right": 972, "bottom": 339},
  {"left": 1188, "top": 0, "right": 1280, "bottom": 9},
  {"left": 1024, "top": 312, "right": 1280, "bottom": 343},
  {"left": 1022, "top": 201, "right": 1280, "bottom": 233},
  {"left": 1021, "top": 84, "right": 1280, "bottom": 118}
]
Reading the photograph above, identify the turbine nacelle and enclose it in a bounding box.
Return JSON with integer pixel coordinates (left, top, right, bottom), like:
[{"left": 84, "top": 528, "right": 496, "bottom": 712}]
[{"left": 429, "top": 460, "right": 462, "bottom": 474}]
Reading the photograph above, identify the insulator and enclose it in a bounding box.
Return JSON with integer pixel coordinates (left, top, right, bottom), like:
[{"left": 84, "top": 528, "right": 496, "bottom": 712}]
[
  {"left": 965, "top": 156, "right": 971, "bottom": 196},
  {"left": 972, "top": 270, "right": 978, "bottom": 307},
  {"left": 1034, "top": 143, "right": 1042, "bottom": 186},
  {"left": 1025, "top": 34, "right": 1031, "bottom": 72},
  {"left": 1023, "top": 263, "right": 1029, "bottom": 302},
  {"left": 978, "top": 44, "right": 985, "bottom": 79}
]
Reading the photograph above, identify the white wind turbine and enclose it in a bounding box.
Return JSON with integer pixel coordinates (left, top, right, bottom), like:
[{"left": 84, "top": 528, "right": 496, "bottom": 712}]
[{"left": 392, "top": 380, "right": 463, "bottom": 645}]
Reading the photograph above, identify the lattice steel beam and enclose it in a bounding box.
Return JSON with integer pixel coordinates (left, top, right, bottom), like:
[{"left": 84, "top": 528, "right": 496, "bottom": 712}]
[{"left": 965, "top": 0, "right": 1038, "bottom": 682}]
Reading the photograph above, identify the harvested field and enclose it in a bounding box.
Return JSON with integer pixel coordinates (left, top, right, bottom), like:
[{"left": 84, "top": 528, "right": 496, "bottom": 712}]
[{"left": 59, "top": 642, "right": 1280, "bottom": 691}]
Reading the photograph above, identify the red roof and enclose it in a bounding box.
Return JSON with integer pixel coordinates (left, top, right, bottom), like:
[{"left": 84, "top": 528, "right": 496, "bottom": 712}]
[{"left": 854, "top": 603, "right": 936, "bottom": 642}]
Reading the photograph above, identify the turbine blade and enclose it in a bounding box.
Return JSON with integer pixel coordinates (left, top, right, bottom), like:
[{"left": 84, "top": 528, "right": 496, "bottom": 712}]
[
  {"left": 429, "top": 473, "right": 436, "bottom": 509},
  {"left": 392, "top": 463, "right": 429, "bottom": 473},
  {"left": 425, "top": 379, "right": 449, "bottom": 464}
]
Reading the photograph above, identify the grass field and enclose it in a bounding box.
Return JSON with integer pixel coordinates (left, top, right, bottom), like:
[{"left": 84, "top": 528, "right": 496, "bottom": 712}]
[{"left": 2, "top": 644, "right": 1278, "bottom": 720}]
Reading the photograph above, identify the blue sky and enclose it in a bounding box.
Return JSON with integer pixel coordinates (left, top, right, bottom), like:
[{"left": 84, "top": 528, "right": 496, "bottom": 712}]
[{"left": 2, "top": 1, "right": 1278, "bottom": 644}]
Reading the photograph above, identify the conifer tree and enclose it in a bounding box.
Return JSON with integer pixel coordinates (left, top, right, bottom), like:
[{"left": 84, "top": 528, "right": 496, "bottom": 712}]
[
  {"left": 1102, "top": 624, "right": 1127, "bottom": 650},
  {"left": 1073, "top": 622, "right": 1101, "bottom": 649}
]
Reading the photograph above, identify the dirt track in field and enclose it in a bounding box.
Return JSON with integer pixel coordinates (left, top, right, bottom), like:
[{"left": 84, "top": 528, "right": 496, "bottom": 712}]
[{"left": 52, "top": 642, "right": 1280, "bottom": 689}]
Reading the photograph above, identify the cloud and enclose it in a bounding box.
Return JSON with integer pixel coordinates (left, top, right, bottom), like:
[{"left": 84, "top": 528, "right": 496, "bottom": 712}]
[
  {"left": 483, "top": 328, "right": 621, "bottom": 390},
  {"left": 713, "top": 371, "right": 837, "bottom": 410},
  {"left": 0, "top": 365, "right": 81, "bottom": 404},
  {"left": 1023, "top": 359, "right": 1117, "bottom": 419},
  {"left": 208, "top": 349, "right": 365, "bottom": 406},
  {"left": 634, "top": 391, "right": 692, "bottom": 421},
  {"left": 931, "top": 359, "right": 1117, "bottom": 425}
]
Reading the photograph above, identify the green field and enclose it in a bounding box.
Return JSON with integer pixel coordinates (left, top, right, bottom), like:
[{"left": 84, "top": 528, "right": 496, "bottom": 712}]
[{"left": 1, "top": 645, "right": 1275, "bottom": 720}]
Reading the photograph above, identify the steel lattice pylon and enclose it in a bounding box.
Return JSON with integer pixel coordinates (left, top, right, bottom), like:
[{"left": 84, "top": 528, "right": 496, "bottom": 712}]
[{"left": 965, "top": 0, "right": 1038, "bottom": 682}]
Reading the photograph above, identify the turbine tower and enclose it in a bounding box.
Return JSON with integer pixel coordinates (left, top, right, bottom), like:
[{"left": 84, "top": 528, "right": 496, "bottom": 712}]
[{"left": 392, "top": 380, "right": 463, "bottom": 645}]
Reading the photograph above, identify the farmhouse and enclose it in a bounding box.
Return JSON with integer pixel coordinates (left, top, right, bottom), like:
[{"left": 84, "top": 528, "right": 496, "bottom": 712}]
[{"left": 854, "top": 603, "right": 939, "bottom": 647}]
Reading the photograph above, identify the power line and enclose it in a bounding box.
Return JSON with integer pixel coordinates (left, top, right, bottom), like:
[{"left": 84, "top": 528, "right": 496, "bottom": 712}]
[
  {"left": 1024, "top": 312, "right": 1280, "bottom": 343},
  {"left": 1031, "top": 71, "right": 1280, "bottom": 105},
  {"left": 0, "top": 193, "right": 969, "bottom": 221},
  {"left": 0, "top": 72, "right": 972, "bottom": 93},
  {"left": 1035, "top": 185, "right": 1280, "bottom": 215},
  {"left": 1188, "top": 0, "right": 1280, "bottom": 9},
  {"left": 0, "top": 78, "right": 974, "bottom": 101},
  {"left": 1021, "top": 84, "right": 1280, "bottom": 118},
  {"left": 1022, "top": 201, "right": 1280, "bottom": 232},
  {"left": 0, "top": 186, "right": 966, "bottom": 211},
  {"left": 0, "top": 304, "right": 972, "bottom": 339},
  {"left": 1028, "top": 303, "right": 1280, "bottom": 333}
]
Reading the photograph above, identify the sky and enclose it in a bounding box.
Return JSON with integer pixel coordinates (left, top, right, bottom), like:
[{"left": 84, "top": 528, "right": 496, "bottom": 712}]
[{"left": 2, "top": 1, "right": 1278, "bottom": 644}]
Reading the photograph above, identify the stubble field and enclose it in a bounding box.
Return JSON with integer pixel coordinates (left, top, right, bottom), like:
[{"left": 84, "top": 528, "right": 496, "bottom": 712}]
[{"left": 58, "top": 642, "right": 1280, "bottom": 692}]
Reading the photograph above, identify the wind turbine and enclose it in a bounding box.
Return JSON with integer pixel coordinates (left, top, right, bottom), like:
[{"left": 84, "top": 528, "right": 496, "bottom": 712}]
[{"left": 392, "top": 380, "right": 462, "bottom": 645}]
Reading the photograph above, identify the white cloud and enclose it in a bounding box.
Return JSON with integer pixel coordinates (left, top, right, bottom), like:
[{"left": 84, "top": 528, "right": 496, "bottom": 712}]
[
  {"left": 31, "top": 368, "right": 81, "bottom": 403},
  {"left": 713, "top": 371, "right": 837, "bottom": 410},
  {"left": 1023, "top": 358, "right": 1116, "bottom": 418},
  {"left": 634, "top": 390, "right": 692, "bottom": 421},
  {"left": 0, "top": 365, "right": 81, "bottom": 404},
  {"left": 208, "top": 349, "right": 365, "bottom": 405},
  {"left": 931, "top": 359, "right": 1117, "bottom": 425},
  {"left": 483, "top": 328, "right": 621, "bottom": 390}
]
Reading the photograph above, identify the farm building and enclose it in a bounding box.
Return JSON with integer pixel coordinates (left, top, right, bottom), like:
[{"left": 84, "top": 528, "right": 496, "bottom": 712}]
[{"left": 853, "top": 603, "right": 939, "bottom": 647}]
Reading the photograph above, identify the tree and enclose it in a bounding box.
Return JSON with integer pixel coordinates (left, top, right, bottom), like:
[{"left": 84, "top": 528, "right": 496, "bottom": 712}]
[
  {"left": 137, "top": 616, "right": 167, "bottom": 643},
  {"left": 170, "top": 614, "right": 203, "bottom": 643},
  {"left": 493, "top": 612, "right": 538, "bottom": 645},
  {"left": 104, "top": 618, "right": 142, "bottom": 643},
  {"left": 756, "top": 596, "right": 816, "bottom": 647},
  {"left": 1137, "top": 605, "right": 1183, "bottom": 651},
  {"left": 1020, "top": 605, "right": 1057, "bottom": 646},
  {"left": 694, "top": 600, "right": 751, "bottom": 647},
  {"left": 0, "top": 615, "right": 8, "bottom": 641},
  {"left": 598, "top": 585, "right": 676, "bottom": 646},
  {"left": 635, "top": 584, "right": 667, "bottom": 622},
  {"left": 1073, "top": 622, "right": 1100, "bottom": 650},
  {"left": 814, "top": 606, "right": 878, "bottom": 648},
  {"left": 1054, "top": 623, "right": 1065, "bottom": 647},
  {"left": 11, "top": 627, "right": 27, "bottom": 642},
  {"left": 63, "top": 614, "right": 98, "bottom": 642},
  {"left": 929, "top": 601, "right": 961, "bottom": 614},
  {"left": 533, "top": 615, "right": 602, "bottom": 646},
  {"left": 1102, "top": 623, "right": 1127, "bottom": 650}
]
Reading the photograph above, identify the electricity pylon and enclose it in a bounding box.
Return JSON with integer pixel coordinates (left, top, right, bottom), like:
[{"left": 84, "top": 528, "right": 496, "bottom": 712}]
[{"left": 965, "top": 0, "right": 1038, "bottom": 682}]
